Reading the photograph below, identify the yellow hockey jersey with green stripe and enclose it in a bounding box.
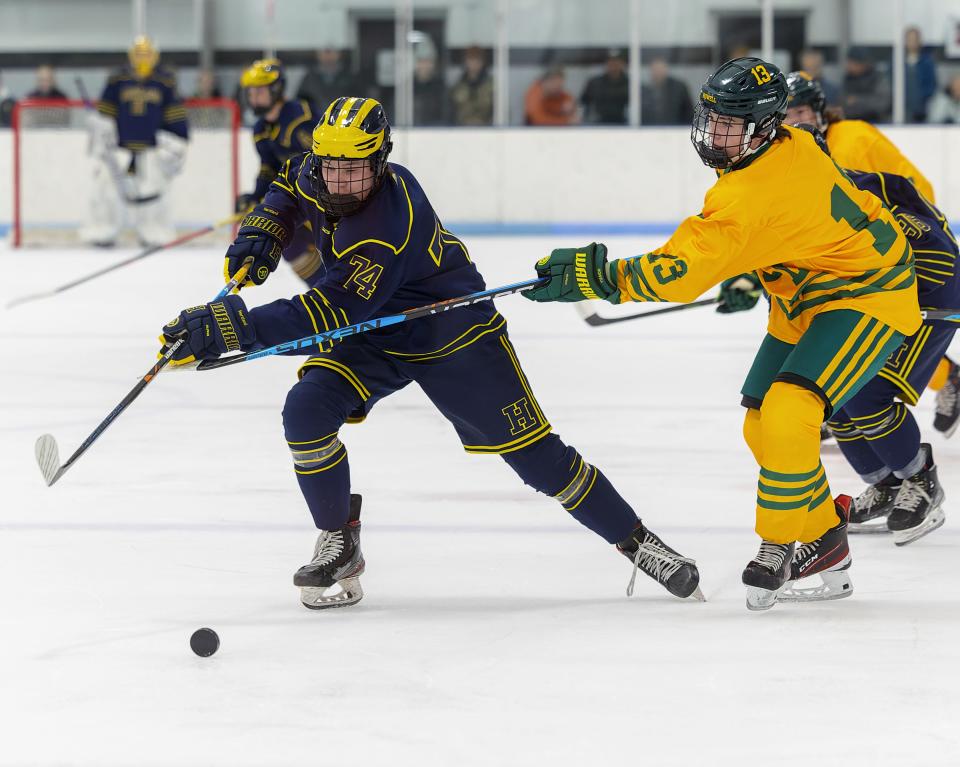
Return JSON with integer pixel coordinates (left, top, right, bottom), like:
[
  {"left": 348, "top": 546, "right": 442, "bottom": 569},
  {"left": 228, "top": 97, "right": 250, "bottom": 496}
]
[
  {"left": 825, "top": 119, "right": 935, "bottom": 203},
  {"left": 612, "top": 125, "right": 922, "bottom": 344}
]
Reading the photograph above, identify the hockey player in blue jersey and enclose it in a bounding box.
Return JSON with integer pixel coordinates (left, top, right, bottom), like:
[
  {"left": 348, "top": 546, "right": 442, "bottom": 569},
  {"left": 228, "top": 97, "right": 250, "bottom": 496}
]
[
  {"left": 826, "top": 168, "right": 957, "bottom": 545},
  {"left": 81, "top": 36, "right": 189, "bottom": 247},
  {"left": 159, "top": 96, "right": 702, "bottom": 609},
  {"left": 238, "top": 58, "right": 322, "bottom": 284}
]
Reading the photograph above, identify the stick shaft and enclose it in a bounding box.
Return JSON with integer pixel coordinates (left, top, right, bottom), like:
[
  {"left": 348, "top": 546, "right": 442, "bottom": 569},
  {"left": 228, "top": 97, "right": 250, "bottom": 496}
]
[
  {"left": 197, "top": 277, "right": 548, "bottom": 371},
  {"left": 48, "top": 261, "right": 253, "bottom": 483}
]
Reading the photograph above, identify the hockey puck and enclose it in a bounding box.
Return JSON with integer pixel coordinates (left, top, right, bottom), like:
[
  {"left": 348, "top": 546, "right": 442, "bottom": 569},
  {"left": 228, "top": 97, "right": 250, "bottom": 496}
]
[{"left": 190, "top": 628, "right": 219, "bottom": 657}]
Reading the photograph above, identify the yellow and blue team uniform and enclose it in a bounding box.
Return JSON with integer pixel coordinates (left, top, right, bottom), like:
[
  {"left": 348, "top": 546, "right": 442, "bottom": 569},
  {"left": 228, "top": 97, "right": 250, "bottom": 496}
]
[
  {"left": 243, "top": 156, "right": 642, "bottom": 543},
  {"left": 249, "top": 99, "right": 321, "bottom": 281},
  {"left": 611, "top": 125, "right": 922, "bottom": 544},
  {"left": 97, "top": 64, "right": 188, "bottom": 149},
  {"left": 827, "top": 170, "right": 959, "bottom": 481}
]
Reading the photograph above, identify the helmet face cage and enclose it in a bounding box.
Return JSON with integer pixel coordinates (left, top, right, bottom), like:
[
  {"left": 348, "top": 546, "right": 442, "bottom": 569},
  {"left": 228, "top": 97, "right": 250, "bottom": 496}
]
[
  {"left": 308, "top": 136, "right": 392, "bottom": 218},
  {"left": 786, "top": 72, "right": 826, "bottom": 129},
  {"left": 691, "top": 103, "right": 757, "bottom": 169}
]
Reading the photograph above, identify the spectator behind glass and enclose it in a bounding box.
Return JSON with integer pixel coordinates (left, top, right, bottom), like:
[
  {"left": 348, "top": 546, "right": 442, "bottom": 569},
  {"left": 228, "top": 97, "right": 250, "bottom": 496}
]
[
  {"left": 640, "top": 56, "right": 693, "bottom": 125},
  {"left": 412, "top": 53, "right": 449, "bottom": 125},
  {"left": 525, "top": 66, "right": 577, "bottom": 125},
  {"left": 904, "top": 26, "right": 937, "bottom": 123},
  {"left": 580, "top": 49, "right": 629, "bottom": 124},
  {"left": 297, "top": 48, "right": 357, "bottom": 110},
  {"left": 27, "top": 65, "right": 68, "bottom": 100},
  {"left": 194, "top": 68, "right": 222, "bottom": 99},
  {"left": 799, "top": 49, "right": 840, "bottom": 106},
  {"left": 842, "top": 48, "right": 891, "bottom": 123},
  {"left": 0, "top": 71, "right": 15, "bottom": 126},
  {"left": 450, "top": 46, "right": 493, "bottom": 126},
  {"left": 927, "top": 74, "right": 960, "bottom": 124}
]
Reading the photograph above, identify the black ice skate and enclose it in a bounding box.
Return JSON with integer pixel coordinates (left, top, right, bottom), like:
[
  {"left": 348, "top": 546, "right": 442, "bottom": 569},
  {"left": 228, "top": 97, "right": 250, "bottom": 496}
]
[
  {"left": 742, "top": 541, "right": 795, "bottom": 611},
  {"left": 780, "top": 495, "right": 854, "bottom": 603},
  {"left": 887, "top": 445, "right": 945, "bottom": 546},
  {"left": 849, "top": 473, "right": 900, "bottom": 534},
  {"left": 933, "top": 360, "right": 960, "bottom": 437},
  {"left": 617, "top": 522, "right": 703, "bottom": 601},
  {"left": 294, "top": 494, "right": 365, "bottom": 609}
]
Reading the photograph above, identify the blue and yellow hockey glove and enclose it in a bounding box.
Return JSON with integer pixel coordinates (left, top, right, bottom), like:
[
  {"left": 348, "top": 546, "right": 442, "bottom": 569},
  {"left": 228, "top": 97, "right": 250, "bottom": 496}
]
[
  {"left": 717, "top": 273, "right": 763, "bottom": 314},
  {"left": 224, "top": 210, "right": 289, "bottom": 288},
  {"left": 159, "top": 295, "right": 255, "bottom": 367},
  {"left": 523, "top": 242, "right": 619, "bottom": 303}
]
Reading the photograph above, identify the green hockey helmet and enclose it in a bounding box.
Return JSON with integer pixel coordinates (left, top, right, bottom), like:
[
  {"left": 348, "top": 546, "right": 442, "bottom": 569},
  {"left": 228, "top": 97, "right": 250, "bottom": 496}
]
[{"left": 691, "top": 57, "right": 788, "bottom": 169}]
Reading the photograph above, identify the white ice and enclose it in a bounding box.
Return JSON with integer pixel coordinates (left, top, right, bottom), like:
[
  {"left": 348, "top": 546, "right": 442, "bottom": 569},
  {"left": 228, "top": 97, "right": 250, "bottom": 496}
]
[{"left": 1, "top": 239, "right": 958, "bottom": 767}]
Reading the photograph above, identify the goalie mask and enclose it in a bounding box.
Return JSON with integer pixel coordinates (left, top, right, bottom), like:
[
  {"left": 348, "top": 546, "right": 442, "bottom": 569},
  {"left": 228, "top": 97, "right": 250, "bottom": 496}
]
[
  {"left": 785, "top": 70, "right": 827, "bottom": 130},
  {"left": 240, "top": 58, "right": 286, "bottom": 116},
  {"left": 308, "top": 96, "right": 393, "bottom": 218},
  {"left": 691, "top": 57, "right": 788, "bottom": 170},
  {"left": 128, "top": 36, "right": 159, "bottom": 80}
]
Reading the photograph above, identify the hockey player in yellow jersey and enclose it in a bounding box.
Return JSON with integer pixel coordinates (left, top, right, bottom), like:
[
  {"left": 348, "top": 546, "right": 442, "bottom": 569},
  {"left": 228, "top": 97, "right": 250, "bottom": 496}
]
[
  {"left": 525, "top": 57, "right": 922, "bottom": 610},
  {"left": 784, "top": 69, "right": 959, "bottom": 432}
]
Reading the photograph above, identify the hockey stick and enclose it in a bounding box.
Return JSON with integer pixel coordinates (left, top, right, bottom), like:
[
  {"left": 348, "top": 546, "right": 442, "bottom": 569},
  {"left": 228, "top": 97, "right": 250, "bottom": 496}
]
[
  {"left": 576, "top": 302, "right": 960, "bottom": 327},
  {"left": 7, "top": 212, "right": 243, "bottom": 309},
  {"left": 34, "top": 257, "right": 255, "bottom": 487},
  {"left": 75, "top": 77, "right": 159, "bottom": 206},
  {"left": 574, "top": 297, "right": 720, "bottom": 326},
  {"left": 195, "top": 276, "right": 550, "bottom": 372}
]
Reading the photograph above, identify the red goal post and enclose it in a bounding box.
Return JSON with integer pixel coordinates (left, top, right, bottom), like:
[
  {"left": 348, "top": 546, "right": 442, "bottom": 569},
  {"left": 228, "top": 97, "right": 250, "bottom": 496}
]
[{"left": 12, "top": 97, "right": 240, "bottom": 247}]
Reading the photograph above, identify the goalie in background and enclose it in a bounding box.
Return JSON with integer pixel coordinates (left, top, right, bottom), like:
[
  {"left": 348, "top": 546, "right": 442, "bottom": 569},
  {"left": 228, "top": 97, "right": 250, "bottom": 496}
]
[
  {"left": 80, "top": 36, "right": 189, "bottom": 247},
  {"left": 238, "top": 58, "right": 321, "bottom": 284}
]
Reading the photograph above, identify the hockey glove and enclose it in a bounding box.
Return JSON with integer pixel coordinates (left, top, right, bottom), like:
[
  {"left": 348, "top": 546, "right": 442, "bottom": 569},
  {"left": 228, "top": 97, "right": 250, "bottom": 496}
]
[
  {"left": 159, "top": 294, "right": 256, "bottom": 367},
  {"left": 716, "top": 273, "right": 763, "bottom": 314},
  {"left": 224, "top": 210, "right": 289, "bottom": 288},
  {"left": 523, "top": 242, "right": 619, "bottom": 303}
]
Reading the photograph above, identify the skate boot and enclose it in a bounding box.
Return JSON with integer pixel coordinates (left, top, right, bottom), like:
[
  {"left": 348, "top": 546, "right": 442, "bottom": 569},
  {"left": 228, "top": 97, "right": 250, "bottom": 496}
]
[
  {"left": 742, "top": 541, "right": 794, "bottom": 611},
  {"left": 933, "top": 360, "right": 960, "bottom": 437},
  {"left": 820, "top": 423, "right": 832, "bottom": 442},
  {"left": 294, "top": 494, "right": 365, "bottom": 609},
  {"left": 887, "top": 444, "right": 945, "bottom": 546},
  {"left": 849, "top": 473, "right": 900, "bottom": 534},
  {"left": 781, "top": 495, "right": 854, "bottom": 603},
  {"left": 617, "top": 522, "right": 704, "bottom": 601}
]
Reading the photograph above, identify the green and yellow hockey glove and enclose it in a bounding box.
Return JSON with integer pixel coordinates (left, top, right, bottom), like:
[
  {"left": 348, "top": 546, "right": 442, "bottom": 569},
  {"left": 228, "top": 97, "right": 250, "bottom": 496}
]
[
  {"left": 717, "top": 273, "right": 763, "bottom": 314},
  {"left": 523, "top": 242, "right": 619, "bottom": 303}
]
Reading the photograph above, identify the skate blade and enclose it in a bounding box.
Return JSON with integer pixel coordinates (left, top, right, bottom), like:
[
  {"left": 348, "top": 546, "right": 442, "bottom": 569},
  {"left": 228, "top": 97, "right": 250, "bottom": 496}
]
[
  {"left": 848, "top": 520, "right": 892, "bottom": 534},
  {"left": 941, "top": 417, "right": 959, "bottom": 439},
  {"left": 688, "top": 586, "right": 706, "bottom": 602},
  {"left": 780, "top": 567, "right": 854, "bottom": 603},
  {"left": 892, "top": 508, "right": 945, "bottom": 547},
  {"left": 300, "top": 577, "right": 364, "bottom": 610},
  {"left": 745, "top": 585, "right": 783, "bottom": 611}
]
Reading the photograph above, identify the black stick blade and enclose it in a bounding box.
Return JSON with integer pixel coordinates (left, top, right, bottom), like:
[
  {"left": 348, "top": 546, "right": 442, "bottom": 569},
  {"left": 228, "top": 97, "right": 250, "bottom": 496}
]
[{"left": 35, "top": 434, "right": 63, "bottom": 486}]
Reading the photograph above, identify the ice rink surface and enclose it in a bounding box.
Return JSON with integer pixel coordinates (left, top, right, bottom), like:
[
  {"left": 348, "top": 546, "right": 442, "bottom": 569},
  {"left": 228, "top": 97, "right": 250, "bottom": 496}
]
[{"left": 1, "top": 238, "right": 958, "bottom": 767}]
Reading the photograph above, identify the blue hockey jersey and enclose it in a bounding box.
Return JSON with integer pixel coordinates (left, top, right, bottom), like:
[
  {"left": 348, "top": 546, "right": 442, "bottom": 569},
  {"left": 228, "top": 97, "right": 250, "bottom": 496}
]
[
  {"left": 245, "top": 159, "right": 500, "bottom": 361},
  {"left": 96, "top": 65, "right": 188, "bottom": 150},
  {"left": 848, "top": 170, "right": 959, "bottom": 309},
  {"left": 250, "top": 99, "right": 315, "bottom": 201}
]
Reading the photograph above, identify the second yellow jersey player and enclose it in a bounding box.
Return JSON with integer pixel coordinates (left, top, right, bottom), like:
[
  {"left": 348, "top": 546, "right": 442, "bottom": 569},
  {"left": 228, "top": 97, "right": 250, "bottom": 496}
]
[{"left": 525, "top": 57, "right": 922, "bottom": 611}]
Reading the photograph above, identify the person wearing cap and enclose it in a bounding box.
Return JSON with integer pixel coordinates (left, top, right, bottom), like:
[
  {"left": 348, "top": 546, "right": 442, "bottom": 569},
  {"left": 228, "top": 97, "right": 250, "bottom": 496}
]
[{"left": 580, "top": 49, "right": 629, "bottom": 124}]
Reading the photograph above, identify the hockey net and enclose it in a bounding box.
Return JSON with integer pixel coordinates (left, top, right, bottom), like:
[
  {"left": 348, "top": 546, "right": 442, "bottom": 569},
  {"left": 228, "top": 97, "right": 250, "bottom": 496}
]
[{"left": 11, "top": 98, "right": 240, "bottom": 247}]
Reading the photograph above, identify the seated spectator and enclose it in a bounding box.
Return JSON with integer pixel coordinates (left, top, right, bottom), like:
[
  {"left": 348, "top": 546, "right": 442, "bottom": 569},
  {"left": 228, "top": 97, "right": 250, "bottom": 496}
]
[
  {"left": 413, "top": 52, "right": 449, "bottom": 125},
  {"left": 524, "top": 66, "right": 577, "bottom": 126},
  {"left": 927, "top": 74, "right": 960, "bottom": 124},
  {"left": 641, "top": 56, "right": 693, "bottom": 125},
  {"left": 194, "top": 68, "right": 223, "bottom": 99},
  {"left": 799, "top": 48, "right": 840, "bottom": 106},
  {"left": 841, "top": 48, "right": 891, "bottom": 123},
  {"left": 904, "top": 26, "right": 937, "bottom": 123},
  {"left": 450, "top": 46, "right": 493, "bottom": 126},
  {"left": 297, "top": 48, "right": 357, "bottom": 109},
  {"left": 580, "top": 49, "right": 629, "bottom": 124},
  {"left": 27, "top": 65, "right": 68, "bottom": 100}
]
